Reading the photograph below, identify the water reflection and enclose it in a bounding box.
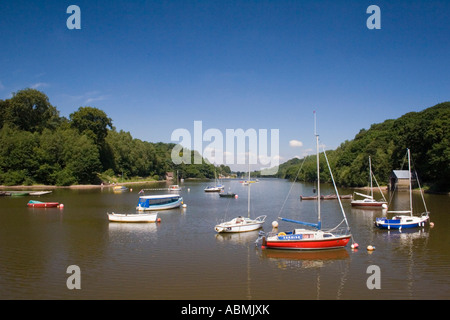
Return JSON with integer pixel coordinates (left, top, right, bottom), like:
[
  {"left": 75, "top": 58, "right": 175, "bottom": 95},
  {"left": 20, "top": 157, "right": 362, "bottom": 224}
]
[
  {"left": 258, "top": 248, "right": 349, "bottom": 270},
  {"left": 0, "top": 179, "right": 448, "bottom": 299},
  {"left": 215, "top": 230, "right": 260, "bottom": 245}
]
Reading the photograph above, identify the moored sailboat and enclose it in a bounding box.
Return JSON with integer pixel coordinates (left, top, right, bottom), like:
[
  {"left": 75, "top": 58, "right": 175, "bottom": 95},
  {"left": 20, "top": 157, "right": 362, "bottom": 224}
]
[
  {"left": 215, "top": 155, "right": 266, "bottom": 233},
  {"left": 351, "top": 156, "right": 387, "bottom": 208},
  {"left": 204, "top": 170, "right": 224, "bottom": 192},
  {"left": 261, "top": 112, "right": 352, "bottom": 250},
  {"left": 375, "top": 149, "right": 429, "bottom": 230}
]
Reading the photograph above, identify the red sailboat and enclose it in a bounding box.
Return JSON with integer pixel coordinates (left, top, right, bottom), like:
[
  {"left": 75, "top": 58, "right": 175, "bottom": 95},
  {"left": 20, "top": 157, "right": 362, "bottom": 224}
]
[{"left": 262, "top": 112, "right": 353, "bottom": 250}]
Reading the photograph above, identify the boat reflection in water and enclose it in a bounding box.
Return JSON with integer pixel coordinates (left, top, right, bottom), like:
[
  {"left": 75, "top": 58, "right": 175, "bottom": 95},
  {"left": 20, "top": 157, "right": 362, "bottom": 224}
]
[{"left": 259, "top": 247, "right": 349, "bottom": 270}]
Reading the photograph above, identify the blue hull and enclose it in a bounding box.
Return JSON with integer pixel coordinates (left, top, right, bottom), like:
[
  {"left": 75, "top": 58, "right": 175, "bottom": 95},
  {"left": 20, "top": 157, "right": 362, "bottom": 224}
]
[
  {"left": 375, "top": 216, "right": 428, "bottom": 229},
  {"left": 375, "top": 222, "right": 422, "bottom": 229}
]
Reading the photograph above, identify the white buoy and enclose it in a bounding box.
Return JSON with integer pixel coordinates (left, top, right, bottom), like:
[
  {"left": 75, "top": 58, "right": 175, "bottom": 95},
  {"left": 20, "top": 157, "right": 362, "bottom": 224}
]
[
  {"left": 272, "top": 221, "right": 278, "bottom": 228},
  {"left": 367, "top": 245, "right": 375, "bottom": 251},
  {"left": 58, "top": 204, "right": 64, "bottom": 209},
  {"left": 430, "top": 222, "right": 435, "bottom": 227},
  {"left": 382, "top": 203, "right": 388, "bottom": 209},
  {"left": 182, "top": 204, "right": 187, "bottom": 208}
]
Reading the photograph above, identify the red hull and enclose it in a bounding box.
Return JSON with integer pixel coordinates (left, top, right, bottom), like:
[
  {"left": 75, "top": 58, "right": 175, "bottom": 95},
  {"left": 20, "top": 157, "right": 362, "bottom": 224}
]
[
  {"left": 27, "top": 202, "right": 60, "bottom": 208},
  {"left": 351, "top": 202, "right": 386, "bottom": 207},
  {"left": 264, "top": 235, "right": 351, "bottom": 250}
]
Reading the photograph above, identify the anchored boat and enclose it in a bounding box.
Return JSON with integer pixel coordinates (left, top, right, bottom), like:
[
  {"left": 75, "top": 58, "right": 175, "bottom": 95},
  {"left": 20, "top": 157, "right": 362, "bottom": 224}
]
[
  {"left": 108, "top": 212, "right": 158, "bottom": 222},
  {"left": 215, "top": 153, "right": 266, "bottom": 233},
  {"left": 351, "top": 156, "right": 387, "bottom": 208},
  {"left": 107, "top": 212, "right": 158, "bottom": 223},
  {"left": 136, "top": 194, "right": 183, "bottom": 211},
  {"left": 27, "top": 200, "right": 60, "bottom": 208},
  {"left": 375, "top": 149, "right": 429, "bottom": 230},
  {"left": 262, "top": 112, "right": 352, "bottom": 250}
]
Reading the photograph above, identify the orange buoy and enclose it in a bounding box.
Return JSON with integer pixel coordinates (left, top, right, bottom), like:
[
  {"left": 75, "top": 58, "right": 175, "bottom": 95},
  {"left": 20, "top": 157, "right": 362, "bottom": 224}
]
[{"left": 157, "top": 218, "right": 161, "bottom": 223}]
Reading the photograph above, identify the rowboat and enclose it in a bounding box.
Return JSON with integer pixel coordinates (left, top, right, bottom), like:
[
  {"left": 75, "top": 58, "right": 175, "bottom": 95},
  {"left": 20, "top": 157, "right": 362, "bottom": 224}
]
[
  {"left": 11, "top": 191, "right": 29, "bottom": 196},
  {"left": 219, "top": 192, "right": 237, "bottom": 198},
  {"left": 107, "top": 212, "right": 158, "bottom": 223},
  {"left": 113, "top": 186, "right": 128, "bottom": 193},
  {"left": 27, "top": 200, "right": 60, "bottom": 208}
]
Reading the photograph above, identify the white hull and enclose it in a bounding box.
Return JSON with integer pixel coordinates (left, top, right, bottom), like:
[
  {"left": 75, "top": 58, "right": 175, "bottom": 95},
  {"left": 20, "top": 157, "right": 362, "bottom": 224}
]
[
  {"left": 351, "top": 198, "right": 387, "bottom": 207},
  {"left": 108, "top": 212, "right": 158, "bottom": 222},
  {"left": 215, "top": 216, "right": 266, "bottom": 233},
  {"left": 136, "top": 200, "right": 182, "bottom": 211}
]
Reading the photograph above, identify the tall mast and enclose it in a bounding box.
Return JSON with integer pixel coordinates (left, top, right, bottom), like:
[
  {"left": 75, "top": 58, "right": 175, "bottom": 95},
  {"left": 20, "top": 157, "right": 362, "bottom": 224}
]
[
  {"left": 408, "top": 148, "right": 413, "bottom": 216},
  {"left": 369, "top": 156, "right": 373, "bottom": 198},
  {"left": 248, "top": 151, "right": 251, "bottom": 218},
  {"left": 314, "top": 111, "right": 321, "bottom": 227}
]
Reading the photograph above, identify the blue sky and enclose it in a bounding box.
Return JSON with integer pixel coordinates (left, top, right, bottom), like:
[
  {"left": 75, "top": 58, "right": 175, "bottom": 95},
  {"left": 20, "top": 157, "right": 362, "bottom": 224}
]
[{"left": 1, "top": 0, "right": 449, "bottom": 171}]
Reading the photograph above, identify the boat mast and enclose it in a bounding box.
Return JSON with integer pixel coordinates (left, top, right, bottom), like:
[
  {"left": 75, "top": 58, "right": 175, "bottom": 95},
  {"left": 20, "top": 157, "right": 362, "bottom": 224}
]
[
  {"left": 369, "top": 156, "right": 373, "bottom": 198},
  {"left": 314, "top": 111, "right": 321, "bottom": 228},
  {"left": 248, "top": 150, "right": 251, "bottom": 218},
  {"left": 408, "top": 148, "right": 413, "bottom": 216}
]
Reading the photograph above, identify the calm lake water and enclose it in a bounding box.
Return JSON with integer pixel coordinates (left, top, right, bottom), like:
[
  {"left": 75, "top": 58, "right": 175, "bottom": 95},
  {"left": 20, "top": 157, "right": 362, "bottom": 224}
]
[{"left": 0, "top": 179, "right": 449, "bottom": 300}]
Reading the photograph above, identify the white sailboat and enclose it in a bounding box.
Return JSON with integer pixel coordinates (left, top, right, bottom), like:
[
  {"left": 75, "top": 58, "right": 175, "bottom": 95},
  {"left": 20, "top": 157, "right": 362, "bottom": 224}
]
[
  {"left": 169, "top": 170, "right": 181, "bottom": 191},
  {"left": 351, "top": 156, "right": 387, "bottom": 208},
  {"left": 204, "top": 169, "right": 224, "bottom": 192},
  {"left": 215, "top": 157, "right": 266, "bottom": 233},
  {"left": 375, "top": 149, "right": 429, "bottom": 230}
]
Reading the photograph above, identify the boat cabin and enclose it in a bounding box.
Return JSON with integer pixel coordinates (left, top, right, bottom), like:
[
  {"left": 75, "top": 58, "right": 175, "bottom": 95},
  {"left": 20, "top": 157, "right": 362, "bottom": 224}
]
[{"left": 137, "top": 194, "right": 182, "bottom": 210}]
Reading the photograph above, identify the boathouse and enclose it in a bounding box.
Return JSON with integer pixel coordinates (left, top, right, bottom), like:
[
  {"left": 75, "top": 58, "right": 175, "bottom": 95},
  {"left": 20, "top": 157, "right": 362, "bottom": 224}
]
[
  {"left": 165, "top": 172, "right": 174, "bottom": 180},
  {"left": 389, "top": 170, "right": 416, "bottom": 190}
]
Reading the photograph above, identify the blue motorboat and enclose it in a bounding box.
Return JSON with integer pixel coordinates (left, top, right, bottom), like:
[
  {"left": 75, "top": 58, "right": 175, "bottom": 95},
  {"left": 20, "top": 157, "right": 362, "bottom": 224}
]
[{"left": 136, "top": 194, "right": 183, "bottom": 211}]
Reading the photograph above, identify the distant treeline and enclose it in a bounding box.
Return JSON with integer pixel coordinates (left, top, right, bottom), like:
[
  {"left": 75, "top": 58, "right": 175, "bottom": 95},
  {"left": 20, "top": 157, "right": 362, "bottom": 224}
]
[
  {"left": 0, "top": 88, "right": 229, "bottom": 186},
  {"left": 267, "top": 102, "right": 450, "bottom": 192}
]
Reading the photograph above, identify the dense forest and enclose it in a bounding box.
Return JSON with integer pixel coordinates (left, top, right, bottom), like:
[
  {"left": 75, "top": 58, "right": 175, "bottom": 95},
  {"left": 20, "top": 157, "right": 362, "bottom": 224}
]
[
  {"left": 271, "top": 102, "right": 450, "bottom": 192},
  {"left": 0, "top": 88, "right": 224, "bottom": 186}
]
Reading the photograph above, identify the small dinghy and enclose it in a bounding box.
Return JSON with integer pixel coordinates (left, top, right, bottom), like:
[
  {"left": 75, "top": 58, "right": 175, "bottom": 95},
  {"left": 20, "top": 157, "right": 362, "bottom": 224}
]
[
  {"left": 27, "top": 200, "right": 60, "bottom": 208},
  {"left": 107, "top": 212, "right": 158, "bottom": 223}
]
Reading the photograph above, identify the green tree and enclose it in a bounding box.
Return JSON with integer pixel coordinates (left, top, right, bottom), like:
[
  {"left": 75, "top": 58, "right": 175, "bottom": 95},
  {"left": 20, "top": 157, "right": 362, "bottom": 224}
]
[
  {"left": 70, "top": 106, "right": 113, "bottom": 145},
  {"left": 0, "top": 88, "right": 60, "bottom": 132}
]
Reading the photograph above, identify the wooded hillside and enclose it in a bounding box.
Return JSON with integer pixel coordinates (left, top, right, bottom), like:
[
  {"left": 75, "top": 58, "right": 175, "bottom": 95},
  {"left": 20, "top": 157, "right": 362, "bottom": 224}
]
[
  {"left": 0, "top": 88, "right": 222, "bottom": 186},
  {"left": 274, "top": 102, "right": 450, "bottom": 192}
]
